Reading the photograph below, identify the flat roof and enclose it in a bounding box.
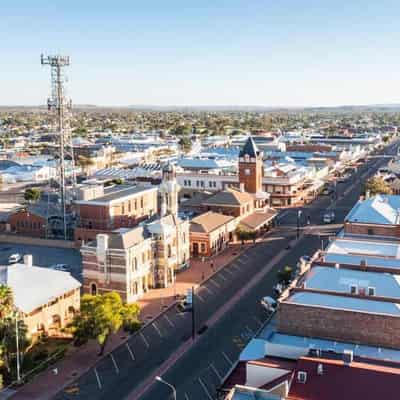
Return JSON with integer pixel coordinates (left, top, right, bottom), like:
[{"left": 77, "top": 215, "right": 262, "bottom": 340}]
[
  {"left": 305, "top": 266, "right": 400, "bottom": 299},
  {"left": 287, "top": 291, "right": 400, "bottom": 316}
]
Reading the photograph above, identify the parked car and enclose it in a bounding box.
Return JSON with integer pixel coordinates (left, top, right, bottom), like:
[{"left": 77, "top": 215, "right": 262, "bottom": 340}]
[
  {"left": 261, "top": 296, "right": 277, "bottom": 312},
  {"left": 50, "top": 264, "right": 70, "bottom": 272},
  {"left": 323, "top": 211, "right": 335, "bottom": 224},
  {"left": 8, "top": 253, "right": 22, "bottom": 264},
  {"left": 321, "top": 186, "right": 334, "bottom": 196}
]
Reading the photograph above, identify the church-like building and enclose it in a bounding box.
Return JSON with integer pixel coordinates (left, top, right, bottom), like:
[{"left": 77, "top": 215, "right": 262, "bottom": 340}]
[{"left": 81, "top": 165, "right": 190, "bottom": 303}]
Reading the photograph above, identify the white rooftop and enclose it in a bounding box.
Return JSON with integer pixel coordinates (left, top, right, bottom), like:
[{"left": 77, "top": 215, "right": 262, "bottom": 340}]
[
  {"left": 0, "top": 264, "right": 81, "bottom": 314},
  {"left": 345, "top": 195, "right": 400, "bottom": 225},
  {"left": 287, "top": 291, "right": 400, "bottom": 316},
  {"left": 325, "top": 238, "right": 400, "bottom": 269},
  {"left": 305, "top": 266, "right": 400, "bottom": 299}
]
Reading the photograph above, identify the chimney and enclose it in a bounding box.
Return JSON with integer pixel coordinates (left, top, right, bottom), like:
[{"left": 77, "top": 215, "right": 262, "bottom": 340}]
[
  {"left": 96, "top": 234, "right": 109, "bottom": 263},
  {"left": 239, "top": 183, "right": 245, "bottom": 192},
  {"left": 23, "top": 254, "right": 33, "bottom": 267},
  {"left": 335, "top": 263, "right": 340, "bottom": 269}
]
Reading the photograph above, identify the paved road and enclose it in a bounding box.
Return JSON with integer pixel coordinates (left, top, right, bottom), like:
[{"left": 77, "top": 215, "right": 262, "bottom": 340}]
[{"left": 55, "top": 141, "right": 398, "bottom": 400}]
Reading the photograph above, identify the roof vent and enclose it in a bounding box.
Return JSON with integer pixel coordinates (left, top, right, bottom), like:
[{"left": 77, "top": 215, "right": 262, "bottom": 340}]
[
  {"left": 297, "top": 371, "right": 307, "bottom": 384},
  {"left": 343, "top": 350, "right": 353, "bottom": 365},
  {"left": 317, "top": 364, "right": 324, "bottom": 375},
  {"left": 334, "top": 263, "right": 340, "bottom": 269}
]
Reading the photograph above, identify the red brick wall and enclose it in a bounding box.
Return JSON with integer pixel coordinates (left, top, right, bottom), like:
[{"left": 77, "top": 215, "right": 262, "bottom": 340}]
[
  {"left": 344, "top": 222, "right": 400, "bottom": 238},
  {"left": 239, "top": 159, "right": 263, "bottom": 194},
  {"left": 8, "top": 211, "right": 46, "bottom": 238},
  {"left": 278, "top": 302, "right": 400, "bottom": 348}
]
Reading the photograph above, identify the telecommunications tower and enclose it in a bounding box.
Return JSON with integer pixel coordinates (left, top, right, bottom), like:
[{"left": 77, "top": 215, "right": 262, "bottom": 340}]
[{"left": 41, "top": 54, "right": 76, "bottom": 240}]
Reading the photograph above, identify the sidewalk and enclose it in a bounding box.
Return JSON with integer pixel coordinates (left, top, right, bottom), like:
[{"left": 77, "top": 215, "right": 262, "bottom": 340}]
[{"left": 9, "top": 242, "right": 251, "bottom": 400}]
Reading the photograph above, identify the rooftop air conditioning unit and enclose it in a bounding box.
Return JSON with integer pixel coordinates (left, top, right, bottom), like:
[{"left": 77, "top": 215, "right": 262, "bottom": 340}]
[{"left": 297, "top": 371, "right": 307, "bottom": 384}]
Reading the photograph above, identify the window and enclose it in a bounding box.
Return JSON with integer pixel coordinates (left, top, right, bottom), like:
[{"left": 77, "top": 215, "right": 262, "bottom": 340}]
[
  {"left": 201, "top": 243, "right": 206, "bottom": 253},
  {"left": 141, "top": 198, "right": 144, "bottom": 208},
  {"left": 196, "top": 181, "right": 200, "bottom": 187},
  {"left": 142, "top": 253, "right": 146, "bottom": 263},
  {"left": 200, "top": 181, "right": 204, "bottom": 188},
  {"left": 187, "top": 180, "right": 191, "bottom": 187},
  {"left": 128, "top": 202, "right": 131, "bottom": 213},
  {"left": 245, "top": 168, "right": 250, "bottom": 176},
  {"left": 297, "top": 371, "right": 307, "bottom": 384},
  {"left": 368, "top": 287, "right": 376, "bottom": 296},
  {"left": 367, "top": 228, "right": 374, "bottom": 235},
  {"left": 134, "top": 200, "right": 137, "bottom": 210},
  {"left": 350, "top": 284, "right": 358, "bottom": 295},
  {"left": 167, "top": 244, "right": 172, "bottom": 258},
  {"left": 90, "top": 283, "right": 97, "bottom": 296},
  {"left": 133, "top": 257, "right": 138, "bottom": 271},
  {"left": 209, "top": 181, "right": 213, "bottom": 187},
  {"left": 121, "top": 204, "right": 125, "bottom": 214}
]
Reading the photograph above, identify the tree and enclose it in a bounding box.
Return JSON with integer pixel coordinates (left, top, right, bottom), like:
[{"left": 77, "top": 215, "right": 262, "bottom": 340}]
[
  {"left": 24, "top": 188, "right": 41, "bottom": 202},
  {"left": 364, "top": 177, "right": 392, "bottom": 196},
  {"left": 70, "top": 292, "right": 141, "bottom": 355},
  {"left": 277, "top": 266, "right": 293, "bottom": 285},
  {"left": 179, "top": 136, "right": 192, "bottom": 153},
  {"left": 0, "top": 286, "right": 30, "bottom": 385}
]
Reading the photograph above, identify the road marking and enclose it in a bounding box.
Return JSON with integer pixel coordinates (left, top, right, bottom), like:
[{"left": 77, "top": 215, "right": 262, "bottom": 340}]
[
  {"left": 241, "top": 254, "right": 250, "bottom": 260},
  {"left": 210, "top": 279, "right": 221, "bottom": 289},
  {"left": 218, "top": 272, "right": 228, "bottom": 282},
  {"left": 245, "top": 325, "right": 254, "bottom": 335},
  {"left": 224, "top": 267, "right": 235, "bottom": 276},
  {"left": 198, "top": 377, "right": 213, "bottom": 400},
  {"left": 232, "top": 263, "right": 242, "bottom": 272},
  {"left": 110, "top": 353, "right": 119, "bottom": 374},
  {"left": 253, "top": 316, "right": 263, "bottom": 326},
  {"left": 94, "top": 368, "right": 102, "bottom": 389},
  {"left": 152, "top": 322, "right": 163, "bottom": 338},
  {"left": 126, "top": 343, "right": 135, "bottom": 361},
  {"left": 222, "top": 351, "right": 233, "bottom": 365},
  {"left": 202, "top": 285, "right": 214, "bottom": 295},
  {"left": 237, "top": 259, "right": 246, "bottom": 265},
  {"left": 164, "top": 314, "right": 174, "bottom": 328},
  {"left": 196, "top": 292, "right": 206, "bottom": 302},
  {"left": 184, "top": 393, "right": 190, "bottom": 400},
  {"left": 140, "top": 332, "right": 150, "bottom": 348},
  {"left": 210, "top": 362, "right": 223, "bottom": 381}
]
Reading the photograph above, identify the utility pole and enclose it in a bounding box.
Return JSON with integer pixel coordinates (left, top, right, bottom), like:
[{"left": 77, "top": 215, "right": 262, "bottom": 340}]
[
  {"left": 41, "top": 54, "right": 76, "bottom": 240},
  {"left": 15, "top": 312, "right": 21, "bottom": 383}
]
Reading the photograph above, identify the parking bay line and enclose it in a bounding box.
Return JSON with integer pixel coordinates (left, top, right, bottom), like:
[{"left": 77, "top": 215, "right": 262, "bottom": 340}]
[
  {"left": 164, "top": 314, "right": 174, "bottom": 327},
  {"left": 198, "top": 377, "right": 213, "bottom": 400},
  {"left": 110, "top": 353, "right": 119, "bottom": 374},
  {"left": 210, "top": 279, "right": 221, "bottom": 289},
  {"left": 126, "top": 342, "right": 135, "bottom": 361},
  {"left": 218, "top": 272, "right": 228, "bottom": 282},
  {"left": 152, "top": 322, "right": 163, "bottom": 338},
  {"left": 140, "top": 331, "right": 150, "bottom": 348},
  {"left": 210, "top": 362, "right": 223, "bottom": 381},
  {"left": 222, "top": 351, "right": 233, "bottom": 365},
  {"left": 94, "top": 368, "right": 102, "bottom": 390}
]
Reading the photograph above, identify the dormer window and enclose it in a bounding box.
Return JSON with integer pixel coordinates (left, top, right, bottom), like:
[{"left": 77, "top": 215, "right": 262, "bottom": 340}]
[
  {"left": 368, "top": 286, "right": 376, "bottom": 296},
  {"left": 350, "top": 284, "right": 358, "bottom": 295}
]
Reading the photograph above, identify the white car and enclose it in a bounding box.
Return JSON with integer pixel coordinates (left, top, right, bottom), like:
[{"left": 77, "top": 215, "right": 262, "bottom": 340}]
[
  {"left": 50, "top": 264, "right": 69, "bottom": 272},
  {"left": 261, "top": 296, "right": 277, "bottom": 312},
  {"left": 8, "top": 253, "right": 22, "bottom": 264}
]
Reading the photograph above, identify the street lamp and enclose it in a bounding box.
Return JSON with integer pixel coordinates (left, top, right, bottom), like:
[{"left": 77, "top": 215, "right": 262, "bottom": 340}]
[
  {"left": 297, "top": 210, "right": 302, "bottom": 239},
  {"left": 155, "top": 376, "right": 176, "bottom": 400}
]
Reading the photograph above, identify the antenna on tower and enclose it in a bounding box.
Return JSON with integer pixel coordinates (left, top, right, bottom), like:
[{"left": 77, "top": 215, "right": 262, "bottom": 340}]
[{"left": 41, "top": 54, "right": 76, "bottom": 240}]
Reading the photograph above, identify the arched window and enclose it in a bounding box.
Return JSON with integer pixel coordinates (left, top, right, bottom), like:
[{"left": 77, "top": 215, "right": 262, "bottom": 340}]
[
  {"left": 91, "top": 283, "right": 97, "bottom": 295},
  {"left": 167, "top": 244, "right": 172, "bottom": 258}
]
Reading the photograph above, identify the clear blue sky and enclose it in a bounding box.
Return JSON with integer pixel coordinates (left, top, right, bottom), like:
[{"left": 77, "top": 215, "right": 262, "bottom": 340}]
[{"left": 1, "top": 0, "right": 400, "bottom": 107}]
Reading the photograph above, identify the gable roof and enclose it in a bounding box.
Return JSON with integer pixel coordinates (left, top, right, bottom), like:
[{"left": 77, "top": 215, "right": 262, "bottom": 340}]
[
  {"left": 239, "top": 136, "right": 260, "bottom": 158},
  {"left": 0, "top": 264, "right": 81, "bottom": 314},
  {"left": 203, "top": 188, "right": 253, "bottom": 207},
  {"left": 345, "top": 195, "right": 400, "bottom": 225},
  {"left": 190, "top": 211, "right": 234, "bottom": 233}
]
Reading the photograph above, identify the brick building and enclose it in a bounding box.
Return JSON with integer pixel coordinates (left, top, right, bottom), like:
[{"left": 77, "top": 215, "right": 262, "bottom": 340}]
[
  {"left": 81, "top": 165, "right": 190, "bottom": 302},
  {"left": 344, "top": 194, "right": 400, "bottom": 238},
  {"left": 74, "top": 184, "right": 158, "bottom": 244}
]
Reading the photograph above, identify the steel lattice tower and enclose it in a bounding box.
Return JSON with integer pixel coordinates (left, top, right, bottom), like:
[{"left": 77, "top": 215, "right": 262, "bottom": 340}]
[{"left": 41, "top": 54, "right": 76, "bottom": 240}]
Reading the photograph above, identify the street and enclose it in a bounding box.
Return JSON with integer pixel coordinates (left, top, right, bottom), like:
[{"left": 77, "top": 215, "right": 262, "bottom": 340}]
[{"left": 55, "top": 141, "right": 398, "bottom": 400}]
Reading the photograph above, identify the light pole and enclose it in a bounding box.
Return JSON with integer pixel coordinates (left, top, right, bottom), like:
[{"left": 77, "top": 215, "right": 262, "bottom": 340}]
[
  {"left": 155, "top": 376, "right": 176, "bottom": 400},
  {"left": 297, "top": 210, "right": 302, "bottom": 239},
  {"left": 15, "top": 311, "right": 21, "bottom": 384}
]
